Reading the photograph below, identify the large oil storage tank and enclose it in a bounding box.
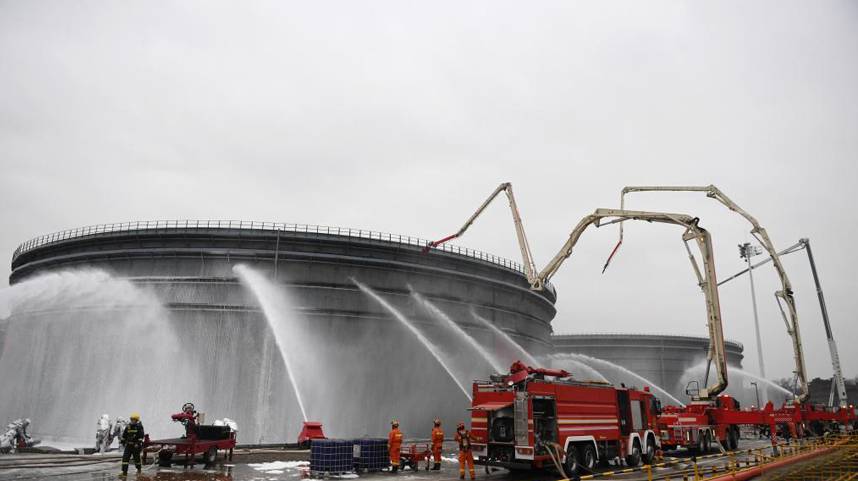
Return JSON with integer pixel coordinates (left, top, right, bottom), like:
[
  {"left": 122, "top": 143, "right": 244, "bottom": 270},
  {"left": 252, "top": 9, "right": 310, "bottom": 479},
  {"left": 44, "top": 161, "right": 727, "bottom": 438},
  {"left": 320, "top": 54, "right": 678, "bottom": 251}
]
[
  {"left": 552, "top": 333, "right": 744, "bottom": 402},
  {"left": 2, "top": 220, "right": 556, "bottom": 444}
]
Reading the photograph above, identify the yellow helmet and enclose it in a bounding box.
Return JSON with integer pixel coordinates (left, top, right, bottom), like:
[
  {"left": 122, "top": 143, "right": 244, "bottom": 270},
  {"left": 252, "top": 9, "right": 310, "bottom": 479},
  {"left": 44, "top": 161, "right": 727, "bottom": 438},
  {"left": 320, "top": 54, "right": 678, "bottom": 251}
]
[{"left": 130, "top": 412, "right": 140, "bottom": 421}]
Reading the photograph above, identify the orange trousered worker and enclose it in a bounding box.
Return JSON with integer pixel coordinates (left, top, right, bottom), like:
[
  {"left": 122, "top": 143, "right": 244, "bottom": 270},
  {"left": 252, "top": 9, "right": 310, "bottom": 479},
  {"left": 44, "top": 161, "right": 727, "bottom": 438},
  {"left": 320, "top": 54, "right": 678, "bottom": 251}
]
[
  {"left": 455, "top": 422, "right": 475, "bottom": 480},
  {"left": 431, "top": 418, "right": 444, "bottom": 470},
  {"left": 388, "top": 420, "right": 403, "bottom": 473}
]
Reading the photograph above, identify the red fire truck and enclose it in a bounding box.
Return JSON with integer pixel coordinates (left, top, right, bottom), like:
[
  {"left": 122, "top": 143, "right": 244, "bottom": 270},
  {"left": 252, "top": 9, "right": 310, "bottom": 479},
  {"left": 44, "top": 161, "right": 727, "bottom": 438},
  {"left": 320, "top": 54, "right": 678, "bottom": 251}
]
[
  {"left": 658, "top": 397, "right": 855, "bottom": 454},
  {"left": 657, "top": 395, "right": 765, "bottom": 453},
  {"left": 469, "top": 361, "right": 660, "bottom": 475}
]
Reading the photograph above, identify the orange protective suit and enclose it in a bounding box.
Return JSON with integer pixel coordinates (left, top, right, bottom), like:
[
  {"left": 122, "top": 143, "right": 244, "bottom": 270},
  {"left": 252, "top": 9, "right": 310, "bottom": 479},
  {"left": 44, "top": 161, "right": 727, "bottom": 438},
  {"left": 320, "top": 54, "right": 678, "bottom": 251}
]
[
  {"left": 388, "top": 427, "right": 403, "bottom": 468},
  {"left": 431, "top": 426, "right": 444, "bottom": 464},
  {"left": 455, "top": 429, "right": 475, "bottom": 480}
]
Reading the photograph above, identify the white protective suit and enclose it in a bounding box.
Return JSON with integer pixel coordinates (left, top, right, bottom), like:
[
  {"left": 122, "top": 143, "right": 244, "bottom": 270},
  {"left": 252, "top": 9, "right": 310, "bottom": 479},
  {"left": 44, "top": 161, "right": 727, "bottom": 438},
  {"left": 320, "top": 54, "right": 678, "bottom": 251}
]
[
  {"left": 109, "top": 417, "right": 127, "bottom": 450},
  {"left": 95, "top": 414, "right": 111, "bottom": 453}
]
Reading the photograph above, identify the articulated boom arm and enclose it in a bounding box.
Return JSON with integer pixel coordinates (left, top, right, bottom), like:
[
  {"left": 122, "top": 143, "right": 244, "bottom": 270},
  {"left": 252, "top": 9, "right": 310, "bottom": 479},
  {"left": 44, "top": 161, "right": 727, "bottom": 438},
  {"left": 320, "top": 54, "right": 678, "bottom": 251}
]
[
  {"left": 424, "top": 182, "right": 539, "bottom": 285},
  {"left": 562, "top": 208, "right": 729, "bottom": 400},
  {"left": 426, "top": 199, "right": 730, "bottom": 399},
  {"left": 616, "top": 185, "right": 809, "bottom": 403}
]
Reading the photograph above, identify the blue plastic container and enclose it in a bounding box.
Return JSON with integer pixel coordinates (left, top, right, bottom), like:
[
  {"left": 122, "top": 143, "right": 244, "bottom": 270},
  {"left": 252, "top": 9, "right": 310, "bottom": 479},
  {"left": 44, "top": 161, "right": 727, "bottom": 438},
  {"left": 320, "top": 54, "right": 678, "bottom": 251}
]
[
  {"left": 310, "top": 439, "right": 355, "bottom": 474},
  {"left": 354, "top": 438, "right": 389, "bottom": 472}
]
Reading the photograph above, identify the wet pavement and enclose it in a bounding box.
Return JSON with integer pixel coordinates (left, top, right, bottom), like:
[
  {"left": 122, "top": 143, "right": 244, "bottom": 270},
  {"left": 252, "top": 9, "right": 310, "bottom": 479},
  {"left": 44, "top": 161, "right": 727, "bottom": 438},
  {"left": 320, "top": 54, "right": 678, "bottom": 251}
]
[{"left": 0, "top": 439, "right": 779, "bottom": 481}]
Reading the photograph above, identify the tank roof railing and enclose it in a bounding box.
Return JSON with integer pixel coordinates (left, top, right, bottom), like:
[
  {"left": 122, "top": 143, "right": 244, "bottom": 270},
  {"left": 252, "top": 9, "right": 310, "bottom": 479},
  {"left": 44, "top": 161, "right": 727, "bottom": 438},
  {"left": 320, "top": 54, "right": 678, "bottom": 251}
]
[
  {"left": 552, "top": 331, "right": 744, "bottom": 351},
  {"left": 12, "top": 219, "right": 527, "bottom": 275}
]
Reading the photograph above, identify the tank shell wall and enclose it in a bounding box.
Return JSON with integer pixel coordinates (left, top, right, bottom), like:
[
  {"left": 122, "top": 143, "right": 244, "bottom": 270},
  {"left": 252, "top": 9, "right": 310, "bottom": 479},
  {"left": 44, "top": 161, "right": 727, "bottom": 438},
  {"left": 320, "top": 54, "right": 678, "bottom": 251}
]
[{"left": 7, "top": 226, "right": 556, "bottom": 443}]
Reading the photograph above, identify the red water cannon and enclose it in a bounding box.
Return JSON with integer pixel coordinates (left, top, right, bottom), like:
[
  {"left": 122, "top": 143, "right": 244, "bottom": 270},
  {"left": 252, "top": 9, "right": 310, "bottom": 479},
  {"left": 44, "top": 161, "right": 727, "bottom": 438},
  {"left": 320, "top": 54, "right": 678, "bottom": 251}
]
[
  {"left": 171, "top": 411, "right": 199, "bottom": 440},
  {"left": 298, "top": 421, "right": 326, "bottom": 448},
  {"left": 506, "top": 360, "right": 571, "bottom": 385}
]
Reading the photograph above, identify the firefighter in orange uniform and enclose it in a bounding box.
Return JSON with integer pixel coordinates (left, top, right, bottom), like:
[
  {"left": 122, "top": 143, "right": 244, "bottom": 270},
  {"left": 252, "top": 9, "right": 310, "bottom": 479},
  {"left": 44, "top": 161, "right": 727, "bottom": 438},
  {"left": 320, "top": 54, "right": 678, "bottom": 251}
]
[
  {"left": 455, "top": 422, "right": 475, "bottom": 480},
  {"left": 388, "top": 420, "right": 403, "bottom": 473},
  {"left": 430, "top": 418, "right": 444, "bottom": 470}
]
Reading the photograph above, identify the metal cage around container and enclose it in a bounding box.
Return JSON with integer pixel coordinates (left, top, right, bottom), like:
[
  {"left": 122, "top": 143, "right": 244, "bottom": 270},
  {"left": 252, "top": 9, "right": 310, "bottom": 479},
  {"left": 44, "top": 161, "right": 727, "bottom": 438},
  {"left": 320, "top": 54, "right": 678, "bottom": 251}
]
[
  {"left": 354, "top": 438, "right": 389, "bottom": 472},
  {"left": 310, "top": 439, "right": 355, "bottom": 475}
]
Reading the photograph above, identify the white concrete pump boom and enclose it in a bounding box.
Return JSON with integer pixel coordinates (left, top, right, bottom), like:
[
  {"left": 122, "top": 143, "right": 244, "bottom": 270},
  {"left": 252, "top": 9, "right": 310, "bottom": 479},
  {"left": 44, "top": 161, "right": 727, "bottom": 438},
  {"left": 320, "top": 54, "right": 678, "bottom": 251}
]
[
  {"left": 423, "top": 182, "right": 541, "bottom": 287},
  {"left": 613, "top": 185, "right": 809, "bottom": 404},
  {"left": 425, "top": 193, "right": 730, "bottom": 399},
  {"left": 560, "top": 209, "right": 729, "bottom": 400},
  {"left": 718, "top": 238, "right": 848, "bottom": 408}
]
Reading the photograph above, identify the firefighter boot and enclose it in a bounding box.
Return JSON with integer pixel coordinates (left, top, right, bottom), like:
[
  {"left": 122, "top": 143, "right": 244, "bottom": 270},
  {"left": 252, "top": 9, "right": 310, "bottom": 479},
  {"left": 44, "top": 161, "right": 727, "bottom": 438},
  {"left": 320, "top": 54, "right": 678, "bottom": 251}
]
[
  {"left": 433, "top": 463, "right": 441, "bottom": 470},
  {"left": 392, "top": 465, "right": 398, "bottom": 473}
]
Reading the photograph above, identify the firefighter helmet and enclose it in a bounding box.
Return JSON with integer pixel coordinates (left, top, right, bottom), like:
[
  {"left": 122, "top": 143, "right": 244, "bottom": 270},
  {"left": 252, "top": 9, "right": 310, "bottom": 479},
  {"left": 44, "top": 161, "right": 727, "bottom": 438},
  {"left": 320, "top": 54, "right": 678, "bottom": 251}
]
[
  {"left": 391, "top": 419, "right": 399, "bottom": 427},
  {"left": 457, "top": 422, "right": 465, "bottom": 430},
  {"left": 130, "top": 412, "right": 140, "bottom": 421},
  {"left": 434, "top": 418, "right": 441, "bottom": 426}
]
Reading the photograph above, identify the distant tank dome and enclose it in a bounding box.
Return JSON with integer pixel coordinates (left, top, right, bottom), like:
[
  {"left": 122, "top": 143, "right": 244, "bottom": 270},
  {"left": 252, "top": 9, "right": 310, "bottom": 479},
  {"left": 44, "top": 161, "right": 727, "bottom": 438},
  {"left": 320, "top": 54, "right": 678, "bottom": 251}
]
[{"left": 552, "top": 332, "right": 744, "bottom": 400}]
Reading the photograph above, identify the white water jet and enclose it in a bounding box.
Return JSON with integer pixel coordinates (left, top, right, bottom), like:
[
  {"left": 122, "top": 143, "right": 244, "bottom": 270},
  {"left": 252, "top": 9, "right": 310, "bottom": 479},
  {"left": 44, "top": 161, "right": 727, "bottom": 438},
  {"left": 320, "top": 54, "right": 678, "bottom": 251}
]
[
  {"left": 411, "top": 292, "right": 504, "bottom": 373},
  {"left": 471, "top": 311, "right": 538, "bottom": 367},
  {"left": 234, "top": 265, "right": 308, "bottom": 422},
  {"left": 352, "top": 280, "right": 471, "bottom": 401},
  {"left": 0, "top": 269, "right": 200, "bottom": 443},
  {"left": 727, "top": 366, "right": 793, "bottom": 398},
  {"left": 680, "top": 361, "right": 792, "bottom": 404},
  {"left": 548, "top": 353, "right": 609, "bottom": 383},
  {"left": 568, "top": 353, "right": 685, "bottom": 406}
]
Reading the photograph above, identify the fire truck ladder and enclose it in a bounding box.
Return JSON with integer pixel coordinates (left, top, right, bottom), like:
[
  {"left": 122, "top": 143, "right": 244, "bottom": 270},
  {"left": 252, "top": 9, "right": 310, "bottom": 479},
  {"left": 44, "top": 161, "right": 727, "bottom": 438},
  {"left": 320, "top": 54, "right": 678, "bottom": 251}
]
[
  {"left": 424, "top": 187, "right": 730, "bottom": 400},
  {"left": 718, "top": 238, "right": 849, "bottom": 408},
  {"left": 613, "top": 185, "right": 809, "bottom": 404}
]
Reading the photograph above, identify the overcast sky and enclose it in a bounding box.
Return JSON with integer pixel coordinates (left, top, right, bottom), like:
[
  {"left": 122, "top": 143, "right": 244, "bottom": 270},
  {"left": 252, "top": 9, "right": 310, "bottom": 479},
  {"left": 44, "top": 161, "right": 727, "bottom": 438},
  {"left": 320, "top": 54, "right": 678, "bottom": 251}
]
[{"left": 1, "top": 1, "right": 856, "bottom": 381}]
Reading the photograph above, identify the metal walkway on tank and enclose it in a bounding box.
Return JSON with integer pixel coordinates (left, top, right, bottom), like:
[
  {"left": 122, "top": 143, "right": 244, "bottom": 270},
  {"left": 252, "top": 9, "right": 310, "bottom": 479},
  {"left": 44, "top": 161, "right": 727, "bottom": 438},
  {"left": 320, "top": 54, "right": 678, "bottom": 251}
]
[{"left": 12, "top": 219, "right": 528, "bottom": 273}]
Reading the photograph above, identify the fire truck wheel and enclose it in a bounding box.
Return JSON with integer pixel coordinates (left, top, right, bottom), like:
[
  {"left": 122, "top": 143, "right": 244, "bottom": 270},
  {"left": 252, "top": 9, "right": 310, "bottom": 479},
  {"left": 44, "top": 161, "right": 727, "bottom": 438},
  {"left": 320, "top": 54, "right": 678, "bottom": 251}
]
[
  {"left": 563, "top": 445, "right": 580, "bottom": 475},
  {"left": 727, "top": 427, "right": 739, "bottom": 450},
  {"left": 624, "top": 440, "right": 641, "bottom": 467},
  {"left": 701, "top": 431, "right": 711, "bottom": 454},
  {"left": 158, "top": 450, "right": 173, "bottom": 467},
  {"left": 643, "top": 437, "right": 655, "bottom": 465},
  {"left": 579, "top": 444, "right": 597, "bottom": 472}
]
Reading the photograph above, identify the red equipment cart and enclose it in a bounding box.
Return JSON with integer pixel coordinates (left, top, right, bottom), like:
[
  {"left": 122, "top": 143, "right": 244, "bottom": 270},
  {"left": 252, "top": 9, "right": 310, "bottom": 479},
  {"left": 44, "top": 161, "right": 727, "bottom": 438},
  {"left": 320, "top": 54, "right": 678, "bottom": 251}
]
[
  {"left": 399, "top": 443, "right": 433, "bottom": 471},
  {"left": 142, "top": 411, "right": 236, "bottom": 467}
]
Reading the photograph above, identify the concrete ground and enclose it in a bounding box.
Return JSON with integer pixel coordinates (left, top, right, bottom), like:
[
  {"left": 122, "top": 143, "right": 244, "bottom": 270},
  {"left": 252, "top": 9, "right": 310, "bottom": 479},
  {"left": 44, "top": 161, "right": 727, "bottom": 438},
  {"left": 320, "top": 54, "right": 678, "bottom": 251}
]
[{"left": 0, "top": 439, "right": 778, "bottom": 481}]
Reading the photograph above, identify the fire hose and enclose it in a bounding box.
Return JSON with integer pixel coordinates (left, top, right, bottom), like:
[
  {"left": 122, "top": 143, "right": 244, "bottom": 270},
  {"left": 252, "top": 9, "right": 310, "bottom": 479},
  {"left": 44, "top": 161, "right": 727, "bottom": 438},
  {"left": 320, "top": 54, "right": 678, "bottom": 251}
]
[{"left": 543, "top": 441, "right": 569, "bottom": 479}]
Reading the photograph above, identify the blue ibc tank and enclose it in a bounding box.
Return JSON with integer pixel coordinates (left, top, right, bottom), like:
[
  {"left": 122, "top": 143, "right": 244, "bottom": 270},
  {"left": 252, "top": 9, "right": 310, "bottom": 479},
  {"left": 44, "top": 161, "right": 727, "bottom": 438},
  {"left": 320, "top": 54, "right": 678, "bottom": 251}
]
[
  {"left": 310, "top": 439, "right": 355, "bottom": 474},
  {"left": 354, "top": 438, "right": 389, "bottom": 472}
]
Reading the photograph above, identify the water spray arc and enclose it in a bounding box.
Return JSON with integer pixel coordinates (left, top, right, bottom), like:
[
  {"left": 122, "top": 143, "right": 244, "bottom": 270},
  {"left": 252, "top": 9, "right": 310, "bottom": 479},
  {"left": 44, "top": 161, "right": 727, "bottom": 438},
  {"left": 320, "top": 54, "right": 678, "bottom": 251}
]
[
  {"left": 547, "top": 353, "right": 609, "bottom": 383},
  {"left": 470, "top": 311, "right": 539, "bottom": 367},
  {"left": 352, "top": 280, "right": 472, "bottom": 401},
  {"left": 0, "top": 269, "right": 201, "bottom": 443},
  {"left": 560, "top": 353, "right": 685, "bottom": 406},
  {"left": 411, "top": 291, "right": 504, "bottom": 373},
  {"left": 233, "top": 265, "right": 308, "bottom": 422}
]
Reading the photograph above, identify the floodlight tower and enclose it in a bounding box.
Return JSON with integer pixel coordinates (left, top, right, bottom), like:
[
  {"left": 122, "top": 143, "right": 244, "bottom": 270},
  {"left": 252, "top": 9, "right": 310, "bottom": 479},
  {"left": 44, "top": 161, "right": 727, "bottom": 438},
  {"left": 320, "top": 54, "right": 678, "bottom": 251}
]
[{"left": 739, "top": 242, "right": 766, "bottom": 387}]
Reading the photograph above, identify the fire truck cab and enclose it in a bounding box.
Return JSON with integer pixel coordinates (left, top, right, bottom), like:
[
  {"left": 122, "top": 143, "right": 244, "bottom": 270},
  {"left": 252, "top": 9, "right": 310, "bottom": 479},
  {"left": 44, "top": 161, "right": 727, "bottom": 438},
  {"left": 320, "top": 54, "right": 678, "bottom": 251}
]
[{"left": 470, "top": 361, "right": 660, "bottom": 475}]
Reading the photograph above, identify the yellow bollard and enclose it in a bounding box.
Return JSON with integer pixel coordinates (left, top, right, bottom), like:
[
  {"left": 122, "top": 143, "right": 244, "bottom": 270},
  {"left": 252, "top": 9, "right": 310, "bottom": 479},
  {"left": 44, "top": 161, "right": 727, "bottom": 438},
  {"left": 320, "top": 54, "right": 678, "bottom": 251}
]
[{"left": 645, "top": 464, "right": 652, "bottom": 481}]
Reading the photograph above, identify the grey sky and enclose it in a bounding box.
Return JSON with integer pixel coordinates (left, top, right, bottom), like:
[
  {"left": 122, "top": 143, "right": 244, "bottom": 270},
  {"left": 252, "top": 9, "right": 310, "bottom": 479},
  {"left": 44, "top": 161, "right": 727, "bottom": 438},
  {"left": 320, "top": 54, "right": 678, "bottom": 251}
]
[{"left": 1, "top": 1, "right": 856, "bottom": 381}]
